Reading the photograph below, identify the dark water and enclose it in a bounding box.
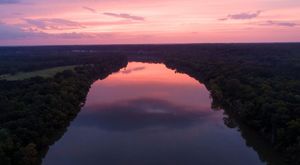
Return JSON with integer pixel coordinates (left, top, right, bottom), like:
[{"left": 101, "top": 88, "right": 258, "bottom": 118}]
[{"left": 43, "top": 62, "right": 271, "bottom": 165}]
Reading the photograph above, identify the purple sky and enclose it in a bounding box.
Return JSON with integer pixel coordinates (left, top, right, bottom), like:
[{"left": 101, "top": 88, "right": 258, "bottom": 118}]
[{"left": 0, "top": 0, "right": 299, "bottom": 45}]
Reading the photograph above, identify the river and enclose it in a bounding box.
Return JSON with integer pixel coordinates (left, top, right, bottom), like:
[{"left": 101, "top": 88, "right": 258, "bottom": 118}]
[{"left": 43, "top": 62, "right": 272, "bottom": 165}]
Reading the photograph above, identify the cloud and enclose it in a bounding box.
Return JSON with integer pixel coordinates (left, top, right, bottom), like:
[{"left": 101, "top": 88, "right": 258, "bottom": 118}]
[
  {"left": 103, "top": 12, "right": 145, "bottom": 21},
  {"left": 55, "top": 32, "right": 114, "bottom": 39},
  {"left": 23, "top": 18, "right": 84, "bottom": 30},
  {"left": 0, "top": 0, "right": 20, "bottom": 4},
  {"left": 82, "top": 20, "right": 136, "bottom": 26},
  {"left": 0, "top": 22, "right": 45, "bottom": 39},
  {"left": 0, "top": 19, "right": 138, "bottom": 43},
  {"left": 262, "top": 20, "right": 298, "bottom": 27},
  {"left": 220, "top": 11, "right": 261, "bottom": 21},
  {"left": 0, "top": 22, "right": 114, "bottom": 40},
  {"left": 22, "top": 18, "right": 139, "bottom": 31},
  {"left": 82, "top": 6, "right": 96, "bottom": 13}
]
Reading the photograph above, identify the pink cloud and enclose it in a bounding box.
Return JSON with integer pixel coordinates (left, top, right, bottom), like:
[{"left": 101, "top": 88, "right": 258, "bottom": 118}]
[
  {"left": 23, "top": 18, "right": 84, "bottom": 30},
  {"left": 82, "top": 6, "right": 96, "bottom": 13},
  {"left": 103, "top": 12, "right": 145, "bottom": 21},
  {"left": 220, "top": 11, "right": 262, "bottom": 21},
  {"left": 262, "top": 20, "right": 298, "bottom": 27},
  {"left": 0, "top": 0, "right": 299, "bottom": 44},
  {"left": 82, "top": 20, "right": 139, "bottom": 26}
]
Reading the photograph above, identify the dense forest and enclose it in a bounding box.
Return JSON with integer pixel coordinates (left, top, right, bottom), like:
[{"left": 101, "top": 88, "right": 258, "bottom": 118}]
[
  {"left": 162, "top": 44, "right": 300, "bottom": 164},
  {"left": 0, "top": 43, "right": 299, "bottom": 164},
  {"left": 0, "top": 53, "right": 127, "bottom": 165}
]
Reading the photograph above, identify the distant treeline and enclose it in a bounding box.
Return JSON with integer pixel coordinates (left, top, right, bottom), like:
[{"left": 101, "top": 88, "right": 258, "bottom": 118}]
[
  {"left": 0, "top": 54, "right": 127, "bottom": 165},
  {"left": 161, "top": 44, "right": 300, "bottom": 164},
  {"left": 0, "top": 47, "right": 128, "bottom": 75},
  {"left": 1, "top": 43, "right": 299, "bottom": 75}
]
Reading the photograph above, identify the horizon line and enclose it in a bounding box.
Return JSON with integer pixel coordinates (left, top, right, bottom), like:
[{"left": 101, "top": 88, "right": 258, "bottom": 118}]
[{"left": 0, "top": 41, "right": 300, "bottom": 47}]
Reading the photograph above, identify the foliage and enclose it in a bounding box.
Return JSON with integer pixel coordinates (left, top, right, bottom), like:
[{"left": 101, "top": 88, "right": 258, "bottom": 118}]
[
  {"left": 0, "top": 54, "right": 127, "bottom": 165},
  {"left": 0, "top": 43, "right": 299, "bottom": 164},
  {"left": 163, "top": 43, "right": 300, "bottom": 164}
]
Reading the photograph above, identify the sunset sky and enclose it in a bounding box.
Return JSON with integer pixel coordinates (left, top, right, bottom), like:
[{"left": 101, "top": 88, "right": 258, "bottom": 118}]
[{"left": 0, "top": 0, "right": 299, "bottom": 45}]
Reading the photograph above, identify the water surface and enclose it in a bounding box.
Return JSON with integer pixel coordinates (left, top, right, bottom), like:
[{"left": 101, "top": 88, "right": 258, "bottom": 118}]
[{"left": 43, "top": 62, "right": 269, "bottom": 165}]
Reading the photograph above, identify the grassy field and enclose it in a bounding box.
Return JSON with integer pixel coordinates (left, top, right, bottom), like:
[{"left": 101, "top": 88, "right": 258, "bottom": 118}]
[{"left": 0, "top": 65, "right": 77, "bottom": 81}]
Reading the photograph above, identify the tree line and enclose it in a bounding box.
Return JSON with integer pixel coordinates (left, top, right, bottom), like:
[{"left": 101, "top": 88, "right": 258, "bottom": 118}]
[
  {"left": 162, "top": 43, "right": 300, "bottom": 164},
  {"left": 0, "top": 53, "right": 127, "bottom": 165}
]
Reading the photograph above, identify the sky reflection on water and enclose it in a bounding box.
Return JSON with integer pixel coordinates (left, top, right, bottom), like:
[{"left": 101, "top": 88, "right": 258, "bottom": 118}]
[{"left": 43, "top": 62, "right": 265, "bottom": 165}]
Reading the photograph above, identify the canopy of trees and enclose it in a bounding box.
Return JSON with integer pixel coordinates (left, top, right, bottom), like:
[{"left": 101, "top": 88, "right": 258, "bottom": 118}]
[
  {"left": 162, "top": 43, "right": 300, "bottom": 164},
  {"left": 0, "top": 43, "right": 299, "bottom": 164},
  {"left": 0, "top": 52, "right": 127, "bottom": 165}
]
